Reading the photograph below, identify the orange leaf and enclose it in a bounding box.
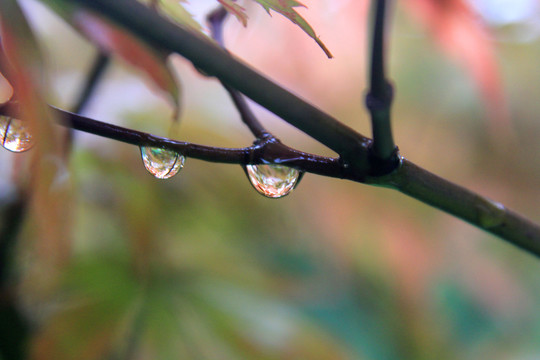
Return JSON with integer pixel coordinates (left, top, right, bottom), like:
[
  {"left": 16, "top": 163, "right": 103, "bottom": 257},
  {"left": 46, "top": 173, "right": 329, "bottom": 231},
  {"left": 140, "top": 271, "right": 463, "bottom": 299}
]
[
  {"left": 74, "top": 11, "right": 180, "bottom": 120},
  {"left": 404, "top": 0, "right": 509, "bottom": 130}
]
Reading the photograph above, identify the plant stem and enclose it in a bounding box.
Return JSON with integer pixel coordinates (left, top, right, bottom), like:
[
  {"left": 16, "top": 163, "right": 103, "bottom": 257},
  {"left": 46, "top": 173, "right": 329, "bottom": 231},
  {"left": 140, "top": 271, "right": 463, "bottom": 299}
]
[
  {"left": 72, "top": 51, "right": 110, "bottom": 115},
  {"left": 366, "top": 0, "right": 397, "bottom": 168},
  {"left": 207, "top": 6, "right": 272, "bottom": 140},
  {"left": 371, "top": 160, "right": 540, "bottom": 256},
  {"left": 45, "top": 105, "right": 345, "bottom": 178}
]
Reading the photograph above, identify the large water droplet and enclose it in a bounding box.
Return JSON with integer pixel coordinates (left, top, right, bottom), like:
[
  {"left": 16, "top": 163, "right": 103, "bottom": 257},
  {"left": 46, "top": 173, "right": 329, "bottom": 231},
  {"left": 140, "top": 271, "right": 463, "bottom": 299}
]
[
  {"left": 0, "top": 116, "right": 34, "bottom": 152},
  {"left": 245, "top": 164, "right": 303, "bottom": 198},
  {"left": 140, "top": 146, "right": 184, "bottom": 179}
]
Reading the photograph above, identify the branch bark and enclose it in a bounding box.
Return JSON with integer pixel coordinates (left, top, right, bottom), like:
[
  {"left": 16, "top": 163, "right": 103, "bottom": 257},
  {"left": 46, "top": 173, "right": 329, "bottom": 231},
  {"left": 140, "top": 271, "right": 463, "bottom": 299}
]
[
  {"left": 4, "top": 0, "right": 539, "bottom": 257},
  {"left": 366, "top": 0, "right": 398, "bottom": 172}
]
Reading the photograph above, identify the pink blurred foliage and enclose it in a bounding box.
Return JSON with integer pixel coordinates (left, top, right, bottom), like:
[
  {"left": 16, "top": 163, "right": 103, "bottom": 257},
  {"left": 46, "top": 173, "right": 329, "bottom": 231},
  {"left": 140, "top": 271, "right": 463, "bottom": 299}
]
[
  {"left": 403, "top": 0, "right": 511, "bottom": 135},
  {"left": 227, "top": 1, "right": 369, "bottom": 110}
]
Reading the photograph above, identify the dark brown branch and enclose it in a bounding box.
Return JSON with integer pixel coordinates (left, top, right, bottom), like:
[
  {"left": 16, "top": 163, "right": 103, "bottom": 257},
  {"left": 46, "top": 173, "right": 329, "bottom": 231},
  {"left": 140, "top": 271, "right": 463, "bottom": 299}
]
[
  {"left": 0, "top": 102, "right": 348, "bottom": 179},
  {"left": 366, "top": 0, "right": 397, "bottom": 170}
]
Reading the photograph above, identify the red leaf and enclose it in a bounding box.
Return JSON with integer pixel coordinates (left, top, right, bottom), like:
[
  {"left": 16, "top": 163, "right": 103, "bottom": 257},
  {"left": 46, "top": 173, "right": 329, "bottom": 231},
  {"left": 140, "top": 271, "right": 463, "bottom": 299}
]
[
  {"left": 404, "top": 0, "right": 509, "bottom": 129},
  {"left": 74, "top": 11, "right": 180, "bottom": 120}
]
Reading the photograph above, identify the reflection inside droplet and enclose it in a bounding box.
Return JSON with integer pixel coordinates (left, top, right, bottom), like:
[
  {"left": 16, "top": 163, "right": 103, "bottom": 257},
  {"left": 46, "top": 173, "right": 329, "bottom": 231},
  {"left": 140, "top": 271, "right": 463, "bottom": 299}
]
[
  {"left": 0, "top": 116, "right": 34, "bottom": 152},
  {"left": 245, "top": 164, "right": 303, "bottom": 198},
  {"left": 140, "top": 146, "right": 184, "bottom": 179}
]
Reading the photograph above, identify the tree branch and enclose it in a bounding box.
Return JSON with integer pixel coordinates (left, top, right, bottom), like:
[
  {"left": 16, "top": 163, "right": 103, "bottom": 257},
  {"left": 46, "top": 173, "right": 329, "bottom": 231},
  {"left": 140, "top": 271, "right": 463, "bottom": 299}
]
[
  {"left": 5, "top": 0, "right": 540, "bottom": 257},
  {"left": 67, "top": 0, "right": 373, "bottom": 177},
  {"left": 374, "top": 160, "right": 540, "bottom": 255},
  {"left": 1, "top": 101, "right": 539, "bottom": 255},
  {"left": 0, "top": 102, "right": 346, "bottom": 179}
]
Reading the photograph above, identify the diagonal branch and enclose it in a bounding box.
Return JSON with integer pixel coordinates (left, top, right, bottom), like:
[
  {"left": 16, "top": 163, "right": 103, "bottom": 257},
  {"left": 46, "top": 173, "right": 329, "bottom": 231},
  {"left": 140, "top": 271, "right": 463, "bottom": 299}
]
[{"left": 68, "top": 0, "right": 372, "bottom": 176}]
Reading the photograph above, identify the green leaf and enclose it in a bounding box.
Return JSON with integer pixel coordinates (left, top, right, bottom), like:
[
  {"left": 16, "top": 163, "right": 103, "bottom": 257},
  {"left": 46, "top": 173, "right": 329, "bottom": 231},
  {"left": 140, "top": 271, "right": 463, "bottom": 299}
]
[
  {"left": 74, "top": 11, "right": 181, "bottom": 120},
  {"left": 251, "top": 0, "right": 333, "bottom": 58}
]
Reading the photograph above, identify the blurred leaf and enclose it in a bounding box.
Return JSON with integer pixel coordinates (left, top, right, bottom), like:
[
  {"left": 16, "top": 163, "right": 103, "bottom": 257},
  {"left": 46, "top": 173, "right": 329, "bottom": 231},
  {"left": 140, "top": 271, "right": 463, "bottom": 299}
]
[
  {"left": 0, "top": 0, "right": 72, "bottom": 336},
  {"left": 404, "top": 0, "right": 509, "bottom": 129},
  {"left": 252, "top": 0, "right": 333, "bottom": 58},
  {"left": 31, "top": 256, "right": 140, "bottom": 360},
  {"left": 218, "top": 0, "right": 248, "bottom": 27},
  {"left": 73, "top": 11, "right": 181, "bottom": 120}
]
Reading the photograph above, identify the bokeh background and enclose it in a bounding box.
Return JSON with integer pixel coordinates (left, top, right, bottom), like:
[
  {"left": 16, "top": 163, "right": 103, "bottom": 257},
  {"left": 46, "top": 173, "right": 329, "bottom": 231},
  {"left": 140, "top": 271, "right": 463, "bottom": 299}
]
[{"left": 1, "top": 0, "right": 540, "bottom": 359}]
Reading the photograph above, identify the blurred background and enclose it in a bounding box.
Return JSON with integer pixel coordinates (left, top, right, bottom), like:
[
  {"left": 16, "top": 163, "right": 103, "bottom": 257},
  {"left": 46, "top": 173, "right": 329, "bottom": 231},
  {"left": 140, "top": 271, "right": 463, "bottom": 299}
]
[{"left": 1, "top": 0, "right": 540, "bottom": 359}]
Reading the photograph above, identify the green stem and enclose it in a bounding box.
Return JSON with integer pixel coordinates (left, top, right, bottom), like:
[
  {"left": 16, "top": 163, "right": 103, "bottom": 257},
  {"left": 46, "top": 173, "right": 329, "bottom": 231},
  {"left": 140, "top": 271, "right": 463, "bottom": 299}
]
[
  {"left": 370, "top": 160, "right": 540, "bottom": 256},
  {"left": 366, "top": 0, "right": 396, "bottom": 165}
]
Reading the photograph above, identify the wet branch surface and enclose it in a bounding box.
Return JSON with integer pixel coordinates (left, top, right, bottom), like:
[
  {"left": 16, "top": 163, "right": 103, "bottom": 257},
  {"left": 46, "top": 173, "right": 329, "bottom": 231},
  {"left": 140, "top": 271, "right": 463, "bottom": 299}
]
[{"left": 0, "top": 0, "right": 538, "bottom": 261}]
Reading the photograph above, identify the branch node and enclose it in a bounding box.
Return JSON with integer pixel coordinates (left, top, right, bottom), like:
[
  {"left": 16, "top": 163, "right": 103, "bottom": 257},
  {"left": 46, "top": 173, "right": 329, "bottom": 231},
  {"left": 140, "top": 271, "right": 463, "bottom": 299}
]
[{"left": 368, "top": 144, "right": 401, "bottom": 176}]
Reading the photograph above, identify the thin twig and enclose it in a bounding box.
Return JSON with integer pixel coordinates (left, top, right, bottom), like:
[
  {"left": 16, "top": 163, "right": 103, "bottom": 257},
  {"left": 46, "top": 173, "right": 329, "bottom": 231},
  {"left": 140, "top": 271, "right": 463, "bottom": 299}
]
[
  {"left": 207, "top": 6, "right": 271, "bottom": 139},
  {"left": 63, "top": 51, "right": 110, "bottom": 156},
  {"left": 72, "top": 51, "right": 110, "bottom": 115},
  {"left": 3, "top": 103, "right": 348, "bottom": 179}
]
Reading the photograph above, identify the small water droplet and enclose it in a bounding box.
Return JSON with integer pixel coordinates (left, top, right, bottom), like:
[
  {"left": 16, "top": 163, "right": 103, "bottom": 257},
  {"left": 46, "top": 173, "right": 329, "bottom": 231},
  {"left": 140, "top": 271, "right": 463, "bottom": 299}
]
[
  {"left": 140, "top": 146, "right": 184, "bottom": 179},
  {"left": 245, "top": 164, "right": 303, "bottom": 198},
  {"left": 479, "top": 200, "right": 506, "bottom": 229},
  {"left": 0, "top": 116, "right": 34, "bottom": 152}
]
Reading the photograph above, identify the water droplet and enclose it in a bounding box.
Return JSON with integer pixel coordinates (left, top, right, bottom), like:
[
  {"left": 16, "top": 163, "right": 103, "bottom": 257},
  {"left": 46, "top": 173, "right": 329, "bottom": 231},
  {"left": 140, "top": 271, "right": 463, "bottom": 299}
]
[
  {"left": 245, "top": 164, "right": 303, "bottom": 198},
  {"left": 140, "top": 146, "right": 184, "bottom": 179},
  {"left": 0, "top": 116, "right": 34, "bottom": 152},
  {"left": 479, "top": 200, "right": 506, "bottom": 229}
]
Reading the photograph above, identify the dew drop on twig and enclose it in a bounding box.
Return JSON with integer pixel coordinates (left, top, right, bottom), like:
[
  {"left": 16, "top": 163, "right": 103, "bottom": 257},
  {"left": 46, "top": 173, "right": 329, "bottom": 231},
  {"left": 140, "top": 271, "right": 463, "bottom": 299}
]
[
  {"left": 245, "top": 164, "right": 303, "bottom": 198},
  {"left": 0, "top": 116, "right": 34, "bottom": 152},
  {"left": 140, "top": 146, "right": 184, "bottom": 179}
]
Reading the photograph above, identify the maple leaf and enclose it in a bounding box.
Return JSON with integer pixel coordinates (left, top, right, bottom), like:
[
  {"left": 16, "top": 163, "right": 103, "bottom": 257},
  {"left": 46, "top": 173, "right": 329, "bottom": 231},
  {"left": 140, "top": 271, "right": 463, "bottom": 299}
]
[
  {"left": 252, "top": 0, "right": 333, "bottom": 58},
  {"left": 404, "top": 0, "right": 509, "bottom": 130},
  {"left": 74, "top": 11, "right": 181, "bottom": 120},
  {"left": 40, "top": 0, "right": 182, "bottom": 120},
  {"left": 218, "top": 0, "right": 248, "bottom": 27}
]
